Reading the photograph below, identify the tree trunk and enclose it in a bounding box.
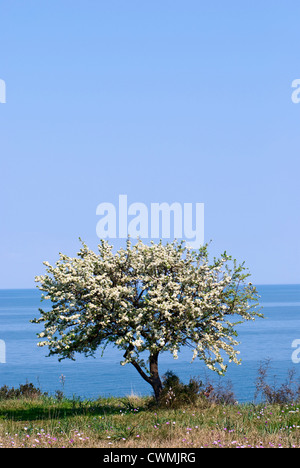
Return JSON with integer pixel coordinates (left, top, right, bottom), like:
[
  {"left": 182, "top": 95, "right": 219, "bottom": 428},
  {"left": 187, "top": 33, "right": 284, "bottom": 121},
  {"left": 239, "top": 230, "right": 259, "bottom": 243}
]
[
  {"left": 128, "top": 349, "right": 163, "bottom": 403},
  {"left": 149, "top": 352, "right": 163, "bottom": 403}
]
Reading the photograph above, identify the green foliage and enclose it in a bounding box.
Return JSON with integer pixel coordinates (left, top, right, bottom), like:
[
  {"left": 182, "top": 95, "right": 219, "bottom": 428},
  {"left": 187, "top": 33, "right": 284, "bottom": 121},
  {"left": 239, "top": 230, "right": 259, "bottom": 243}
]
[
  {"left": 158, "top": 371, "right": 204, "bottom": 408},
  {"left": 255, "top": 359, "right": 300, "bottom": 404},
  {"left": 0, "top": 383, "right": 47, "bottom": 400}
]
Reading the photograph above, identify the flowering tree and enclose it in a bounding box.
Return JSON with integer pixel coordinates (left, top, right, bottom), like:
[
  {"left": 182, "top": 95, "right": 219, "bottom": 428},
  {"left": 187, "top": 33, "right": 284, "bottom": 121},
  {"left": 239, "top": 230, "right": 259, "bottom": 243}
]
[{"left": 32, "top": 239, "right": 262, "bottom": 401}]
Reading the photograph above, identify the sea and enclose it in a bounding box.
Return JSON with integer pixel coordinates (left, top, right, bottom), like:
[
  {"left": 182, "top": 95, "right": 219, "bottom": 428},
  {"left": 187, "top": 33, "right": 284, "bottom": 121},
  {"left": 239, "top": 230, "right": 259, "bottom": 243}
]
[{"left": 0, "top": 285, "right": 300, "bottom": 403}]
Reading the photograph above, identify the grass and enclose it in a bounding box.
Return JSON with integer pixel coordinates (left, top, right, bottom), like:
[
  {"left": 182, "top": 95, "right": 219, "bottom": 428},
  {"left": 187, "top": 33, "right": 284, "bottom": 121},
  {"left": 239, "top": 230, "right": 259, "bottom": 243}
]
[
  {"left": 2, "top": 362, "right": 300, "bottom": 449},
  {"left": 1, "top": 393, "right": 300, "bottom": 448}
]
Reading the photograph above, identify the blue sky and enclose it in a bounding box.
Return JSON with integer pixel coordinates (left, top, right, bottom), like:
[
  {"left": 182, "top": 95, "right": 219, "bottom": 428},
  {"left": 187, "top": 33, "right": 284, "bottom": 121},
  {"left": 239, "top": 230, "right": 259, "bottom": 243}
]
[{"left": 0, "top": 0, "right": 300, "bottom": 287}]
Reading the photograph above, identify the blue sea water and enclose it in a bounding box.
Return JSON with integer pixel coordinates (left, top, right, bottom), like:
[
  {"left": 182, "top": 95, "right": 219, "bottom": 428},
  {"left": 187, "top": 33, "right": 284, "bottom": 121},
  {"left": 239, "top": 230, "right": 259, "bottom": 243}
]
[{"left": 0, "top": 285, "right": 300, "bottom": 403}]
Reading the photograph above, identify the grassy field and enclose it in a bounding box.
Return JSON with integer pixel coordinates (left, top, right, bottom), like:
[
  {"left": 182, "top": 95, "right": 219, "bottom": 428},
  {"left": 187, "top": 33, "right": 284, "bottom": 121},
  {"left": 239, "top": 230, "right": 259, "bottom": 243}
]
[{"left": 1, "top": 393, "right": 300, "bottom": 448}]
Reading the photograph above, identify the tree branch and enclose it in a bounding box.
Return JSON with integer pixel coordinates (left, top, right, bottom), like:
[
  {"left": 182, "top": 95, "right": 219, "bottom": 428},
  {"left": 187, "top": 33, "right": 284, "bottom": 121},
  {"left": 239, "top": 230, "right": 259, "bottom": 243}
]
[
  {"left": 130, "top": 360, "right": 153, "bottom": 385},
  {"left": 123, "top": 345, "right": 153, "bottom": 385}
]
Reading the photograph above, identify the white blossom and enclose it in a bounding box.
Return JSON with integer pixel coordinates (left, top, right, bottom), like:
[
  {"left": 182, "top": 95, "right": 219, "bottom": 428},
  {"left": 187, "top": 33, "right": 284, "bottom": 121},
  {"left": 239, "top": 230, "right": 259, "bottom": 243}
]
[{"left": 31, "top": 238, "right": 262, "bottom": 393}]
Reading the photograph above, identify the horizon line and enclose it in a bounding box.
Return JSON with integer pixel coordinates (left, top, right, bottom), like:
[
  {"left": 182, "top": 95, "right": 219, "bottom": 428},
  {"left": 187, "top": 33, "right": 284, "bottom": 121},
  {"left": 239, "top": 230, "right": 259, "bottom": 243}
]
[{"left": 0, "top": 283, "right": 299, "bottom": 290}]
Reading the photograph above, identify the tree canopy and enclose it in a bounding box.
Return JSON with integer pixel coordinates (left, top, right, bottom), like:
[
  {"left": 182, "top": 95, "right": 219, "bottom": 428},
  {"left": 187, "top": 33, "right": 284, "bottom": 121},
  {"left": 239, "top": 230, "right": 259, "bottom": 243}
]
[{"left": 32, "top": 239, "right": 262, "bottom": 400}]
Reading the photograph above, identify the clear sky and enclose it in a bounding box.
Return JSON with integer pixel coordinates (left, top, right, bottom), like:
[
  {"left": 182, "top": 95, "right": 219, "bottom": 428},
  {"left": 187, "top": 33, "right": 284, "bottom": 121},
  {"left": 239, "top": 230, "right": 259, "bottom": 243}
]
[{"left": 0, "top": 0, "right": 300, "bottom": 288}]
